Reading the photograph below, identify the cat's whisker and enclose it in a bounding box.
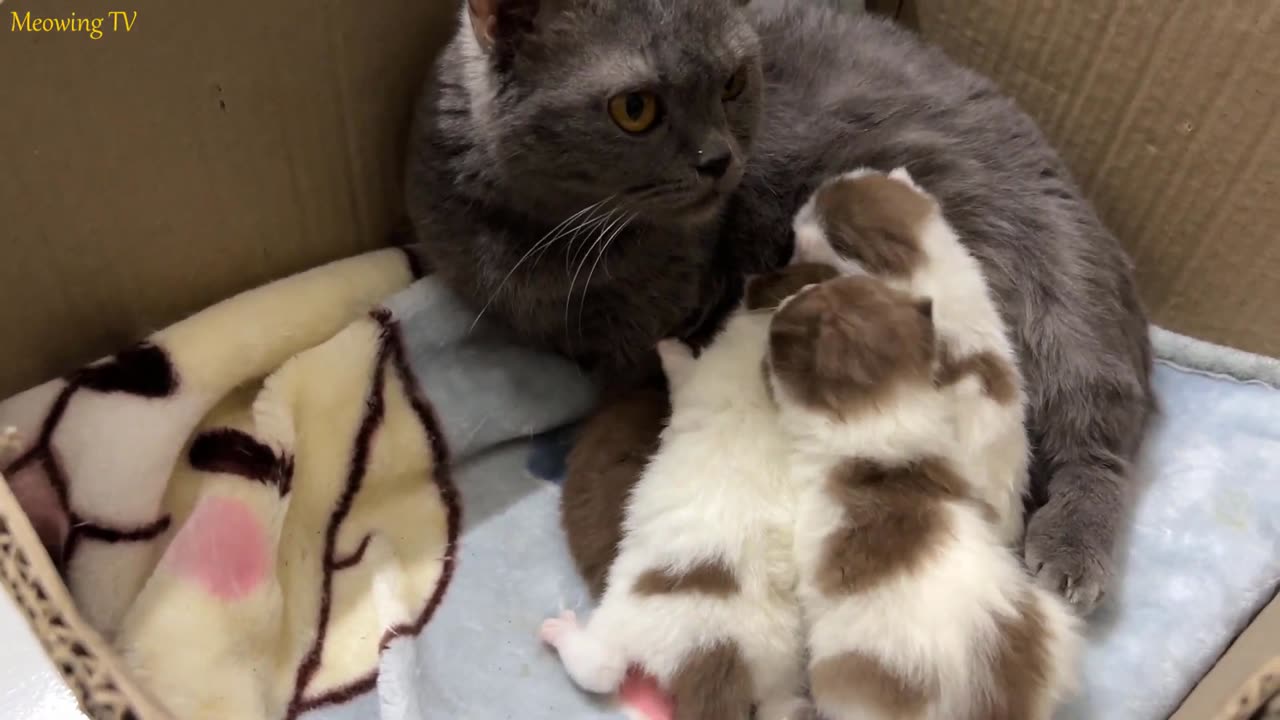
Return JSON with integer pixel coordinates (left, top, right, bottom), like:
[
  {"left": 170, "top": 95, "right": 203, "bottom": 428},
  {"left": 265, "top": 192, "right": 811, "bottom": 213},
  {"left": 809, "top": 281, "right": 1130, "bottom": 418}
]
[
  {"left": 621, "top": 185, "right": 687, "bottom": 211},
  {"left": 560, "top": 211, "right": 613, "bottom": 277},
  {"left": 533, "top": 197, "right": 615, "bottom": 269},
  {"left": 567, "top": 209, "right": 622, "bottom": 285},
  {"left": 468, "top": 197, "right": 613, "bottom": 333},
  {"left": 577, "top": 212, "right": 637, "bottom": 337},
  {"left": 564, "top": 207, "right": 620, "bottom": 275},
  {"left": 565, "top": 210, "right": 629, "bottom": 338}
]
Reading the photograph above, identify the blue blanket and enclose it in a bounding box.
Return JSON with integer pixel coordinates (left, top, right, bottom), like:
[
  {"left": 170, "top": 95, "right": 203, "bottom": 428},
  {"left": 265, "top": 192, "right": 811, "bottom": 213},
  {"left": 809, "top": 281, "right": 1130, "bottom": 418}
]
[{"left": 361, "top": 283, "right": 1280, "bottom": 719}]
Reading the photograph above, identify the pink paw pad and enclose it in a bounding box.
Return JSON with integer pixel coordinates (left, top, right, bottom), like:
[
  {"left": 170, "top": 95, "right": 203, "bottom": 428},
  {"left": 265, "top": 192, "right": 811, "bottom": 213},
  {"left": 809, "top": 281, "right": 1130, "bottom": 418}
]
[
  {"left": 162, "top": 496, "right": 270, "bottom": 601},
  {"left": 539, "top": 610, "right": 579, "bottom": 646},
  {"left": 618, "top": 668, "right": 674, "bottom": 720}
]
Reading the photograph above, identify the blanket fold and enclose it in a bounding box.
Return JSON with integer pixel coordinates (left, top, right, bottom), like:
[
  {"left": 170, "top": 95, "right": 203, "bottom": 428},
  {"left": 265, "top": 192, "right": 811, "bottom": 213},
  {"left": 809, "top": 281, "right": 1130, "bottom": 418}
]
[{"left": 0, "top": 248, "right": 597, "bottom": 719}]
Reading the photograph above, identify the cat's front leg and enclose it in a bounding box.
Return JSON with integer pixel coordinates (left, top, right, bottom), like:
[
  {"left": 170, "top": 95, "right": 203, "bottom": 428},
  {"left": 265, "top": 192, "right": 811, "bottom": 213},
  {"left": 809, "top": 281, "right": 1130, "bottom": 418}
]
[{"left": 1019, "top": 310, "right": 1152, "bottom": 615}]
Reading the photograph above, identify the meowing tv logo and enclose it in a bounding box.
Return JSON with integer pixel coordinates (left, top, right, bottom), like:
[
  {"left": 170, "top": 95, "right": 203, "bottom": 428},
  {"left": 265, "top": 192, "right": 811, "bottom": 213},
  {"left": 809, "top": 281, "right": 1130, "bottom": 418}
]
[{"left": 8, "top": 3, "right": 140, "bottom": 40}]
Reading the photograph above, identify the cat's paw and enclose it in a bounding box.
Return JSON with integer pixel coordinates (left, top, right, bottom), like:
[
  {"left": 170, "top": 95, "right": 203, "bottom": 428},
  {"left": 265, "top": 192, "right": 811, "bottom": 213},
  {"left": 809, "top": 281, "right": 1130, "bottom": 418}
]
[
  {"left": 540, "top": 610, "right": 580, "bottom": 647},
  {"left": 1023, "top": 495, "right": 1113, "bottom": 615}
]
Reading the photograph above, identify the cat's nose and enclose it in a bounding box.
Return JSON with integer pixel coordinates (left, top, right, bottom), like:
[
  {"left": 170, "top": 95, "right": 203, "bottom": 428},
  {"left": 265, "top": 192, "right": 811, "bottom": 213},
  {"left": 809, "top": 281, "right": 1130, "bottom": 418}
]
[{"left": 696, "top": 150, "right": 733, "bottom": 179}]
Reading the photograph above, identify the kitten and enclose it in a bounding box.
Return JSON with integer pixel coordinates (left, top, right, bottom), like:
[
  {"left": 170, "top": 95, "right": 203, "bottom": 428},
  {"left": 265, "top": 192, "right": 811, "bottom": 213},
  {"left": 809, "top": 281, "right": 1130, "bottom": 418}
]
[
  {"left": 559, "top": 264, "right": 841, "bottom": 600},
  {"left": 766, "top": 275, "right": 1082, "bottom": 720},
  {"left": 541, "top": 307, "right": 807, "bottom": 720},
  {"left": 791, "top": 167, "right": 1030, "bottom": 544}
]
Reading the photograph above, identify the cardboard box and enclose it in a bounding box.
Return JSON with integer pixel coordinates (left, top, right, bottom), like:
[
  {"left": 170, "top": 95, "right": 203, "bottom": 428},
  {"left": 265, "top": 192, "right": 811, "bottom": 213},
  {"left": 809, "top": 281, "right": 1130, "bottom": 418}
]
[
  {"left": 889, "top": 3, "right": 1280, "bottom": 715},
  {"left": 1171, "top": 597, "right": 1280, "bottom": 719},
  {"left": 0, "top": 0, "right": 457, "bottom": 396},
  {"left": 905, "top": 0, "right": 1280, "bottom": 359},
  {"left": 1, "top": 0, "right": 1276, "bottom": 717}
]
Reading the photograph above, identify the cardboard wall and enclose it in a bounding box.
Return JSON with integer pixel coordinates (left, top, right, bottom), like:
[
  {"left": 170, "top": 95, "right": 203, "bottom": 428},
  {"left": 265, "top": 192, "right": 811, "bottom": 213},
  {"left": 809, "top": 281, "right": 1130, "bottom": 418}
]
[
  {"left": 910, "top": 1, "right": 1280, "bottom": 358},
  {"left": 1171, "top": 593, "right": 1280, "bottom": 719},
  {"left": 3, "top": 0, "right": 1278, "bottom": 398},
  {"left": 0, "top": 0, "right": 456, "bottom": 396}
]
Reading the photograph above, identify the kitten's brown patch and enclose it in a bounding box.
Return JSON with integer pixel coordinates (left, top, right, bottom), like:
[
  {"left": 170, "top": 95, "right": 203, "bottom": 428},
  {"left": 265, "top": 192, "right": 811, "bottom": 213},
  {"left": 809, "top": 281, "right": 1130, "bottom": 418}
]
[
  {"left": 668, "top": 642, "right": 756, "bottom": 720},
  {"left": 975, "top": 498, "right": 1003, "bottom": 527},
  {"left": 810, "top": 651, "right": 932, "bottom": 719},
  {"left": 816, "top": 457, "right": 969, "bottom": 596},
  {"left": 561, "top": 384, "right": 668, "bottom": 598},
  {"left": 744, "top": 263, "right": 839, "bottom": 310},
  {"left": 633, "top": 559, "right": 739, "bottom": 597},
  {"left": 768, "top": 275, "right": 935, "bottom": 418},
  {"left": 983, "top": 594, "right": 1053, "bottom": 720},
  {"left": 938, "top": 347, "right": 1020, "bottom": 405},
  {"left": 814, "top": 173, "right": 934, "bottom": 277}
]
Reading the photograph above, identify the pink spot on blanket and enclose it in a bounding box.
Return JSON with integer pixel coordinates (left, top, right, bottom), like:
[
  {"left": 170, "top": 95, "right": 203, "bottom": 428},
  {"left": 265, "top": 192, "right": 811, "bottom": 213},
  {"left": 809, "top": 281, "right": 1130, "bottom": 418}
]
[
  {"left": 618, "top": 667, "right": 674, "bottom": 720},
  {"left": 163, "top": 496, "right": 269, "bottom": 600}
]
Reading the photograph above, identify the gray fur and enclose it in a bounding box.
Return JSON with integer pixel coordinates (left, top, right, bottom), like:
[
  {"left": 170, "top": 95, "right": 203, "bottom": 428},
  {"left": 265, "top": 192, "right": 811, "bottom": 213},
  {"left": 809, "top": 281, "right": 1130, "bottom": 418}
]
[
  {"left": 406, "top": 0, "right": 761, "bottom": 375},
  {"left": 406, "top": 0, "right": 1153, "bottom": 614}
]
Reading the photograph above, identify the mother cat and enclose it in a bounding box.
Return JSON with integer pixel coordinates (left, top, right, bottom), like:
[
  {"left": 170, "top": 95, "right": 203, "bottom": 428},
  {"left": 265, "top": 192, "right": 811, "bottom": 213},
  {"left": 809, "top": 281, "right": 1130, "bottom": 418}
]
[{"left": 406, "top": 0, "right": 1152, "bottom": 617}]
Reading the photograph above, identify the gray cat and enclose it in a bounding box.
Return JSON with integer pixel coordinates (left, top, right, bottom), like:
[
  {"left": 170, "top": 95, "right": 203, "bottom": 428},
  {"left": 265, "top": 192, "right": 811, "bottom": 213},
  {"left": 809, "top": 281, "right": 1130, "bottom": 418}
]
[{"left": 406, "top": 0, "right": 1153, "bottom": 621}]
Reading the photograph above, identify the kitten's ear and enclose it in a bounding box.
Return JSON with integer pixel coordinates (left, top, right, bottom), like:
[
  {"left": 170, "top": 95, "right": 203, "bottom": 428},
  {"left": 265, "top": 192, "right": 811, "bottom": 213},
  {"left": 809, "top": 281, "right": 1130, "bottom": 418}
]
[
  {"left": 814, "top": 316, "right": 856, "bottom": 385},
  {"left": 657, "top": 339, "right": 696, "bottom": 390},
  {"left": 889, "top": 166, "right": 923, "bottom": 191},
  {"left": 467, "top": 0, "right": 543, "bottom": 54}
]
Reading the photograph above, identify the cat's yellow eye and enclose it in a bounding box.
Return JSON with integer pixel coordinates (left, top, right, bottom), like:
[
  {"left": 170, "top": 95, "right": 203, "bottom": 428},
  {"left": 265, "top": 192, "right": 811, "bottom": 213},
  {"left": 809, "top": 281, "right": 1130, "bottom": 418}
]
[
  {"left": 722, "top": 67, "right": 748, "bottom": 101},
  {"left": 608, "top": 91, "right": 660, "bottom": 134}
]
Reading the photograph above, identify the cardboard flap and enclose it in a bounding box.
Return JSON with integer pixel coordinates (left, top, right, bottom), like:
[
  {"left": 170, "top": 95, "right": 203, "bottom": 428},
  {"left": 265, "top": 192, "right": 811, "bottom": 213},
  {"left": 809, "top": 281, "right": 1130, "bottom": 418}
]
[
  {"left": 0, "top": 0, "right": 457, "bottom": 396},
  {"left": 913, "top": 1, "right": 1280, "bottom": 358}
]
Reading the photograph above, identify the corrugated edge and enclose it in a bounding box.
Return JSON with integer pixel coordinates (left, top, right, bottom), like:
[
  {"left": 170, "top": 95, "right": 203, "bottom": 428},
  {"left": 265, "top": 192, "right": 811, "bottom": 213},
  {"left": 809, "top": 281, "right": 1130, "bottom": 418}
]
[
  {"left": 1173, "top": 593, "right": 1280, "bottom": 720},
  {"left": 1152, "top": 326, "right": 1280, "bottom": 390},
  {"left": 1211, "top": 654, "right": 1280, "bottom": 720},
  {"left": 0, "top": 472, "right": 172, "bottom": 719}
]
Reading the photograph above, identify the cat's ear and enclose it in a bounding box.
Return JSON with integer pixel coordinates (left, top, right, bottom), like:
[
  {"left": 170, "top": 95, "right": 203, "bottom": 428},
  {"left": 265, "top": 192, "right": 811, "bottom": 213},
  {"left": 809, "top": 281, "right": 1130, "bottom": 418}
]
[
  {"left": 657, "top": 339, "right": 696, "bottom": 390},
  {"left": 467, "top": 0, "right": 544, "bottom": 54}
]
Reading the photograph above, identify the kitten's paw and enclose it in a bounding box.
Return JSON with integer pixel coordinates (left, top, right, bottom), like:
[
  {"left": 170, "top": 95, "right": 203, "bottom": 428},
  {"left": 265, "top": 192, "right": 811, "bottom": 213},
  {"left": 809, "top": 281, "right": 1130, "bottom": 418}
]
[
  {"left": 542, "top": 611, "right": 627, "bottom": 694},
  {"left": 540, "top": 610, "right": 580, "bottom": 647},
  {"left": 1024, "top": 496, "right": 1113, "bottom": 615}
]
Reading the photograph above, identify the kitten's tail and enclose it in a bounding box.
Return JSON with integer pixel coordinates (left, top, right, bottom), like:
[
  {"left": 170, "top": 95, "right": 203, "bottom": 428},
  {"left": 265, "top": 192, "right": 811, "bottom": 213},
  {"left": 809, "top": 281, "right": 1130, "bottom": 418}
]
[{"left": 669, "top": 642, "right": 756, "bottom": 720}]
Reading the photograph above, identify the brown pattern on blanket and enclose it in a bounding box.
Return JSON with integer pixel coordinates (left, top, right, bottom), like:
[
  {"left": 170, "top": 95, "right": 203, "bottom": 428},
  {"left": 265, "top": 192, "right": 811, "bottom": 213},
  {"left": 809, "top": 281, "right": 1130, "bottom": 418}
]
[
  {"left": 284, "top": 309, "right": 461, "bottom": 718},
  {"left": 2, "top": 342, "right": 178, "bottom": 568}
]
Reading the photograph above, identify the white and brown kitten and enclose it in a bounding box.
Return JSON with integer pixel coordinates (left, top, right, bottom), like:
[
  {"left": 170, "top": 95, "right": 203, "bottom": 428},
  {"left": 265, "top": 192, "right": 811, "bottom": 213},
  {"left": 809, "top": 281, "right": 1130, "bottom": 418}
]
[
  {"left": 541, "top": 304, "right": 807, "bottom": 720},
  {"left": 792, "top": 167, "right": 1030, "bottom": 544},
  {"left": 766, "top": 275, "right": 1081, "bottom": 720}
]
